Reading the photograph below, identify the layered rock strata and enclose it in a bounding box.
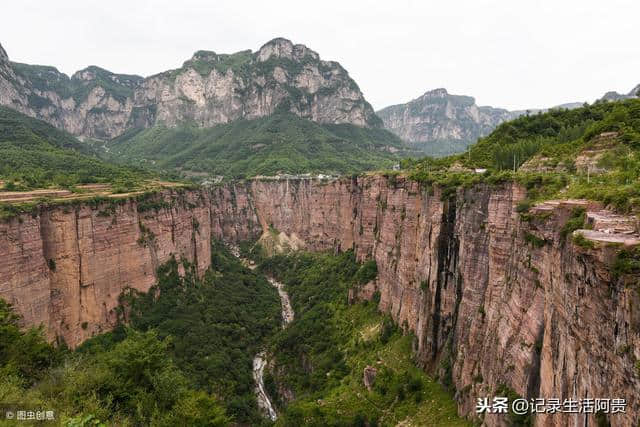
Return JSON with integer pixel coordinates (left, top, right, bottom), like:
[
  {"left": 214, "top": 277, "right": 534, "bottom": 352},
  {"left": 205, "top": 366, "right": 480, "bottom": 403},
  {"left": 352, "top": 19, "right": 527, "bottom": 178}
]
[
  {"left": 1, "top": 177, "right": 638, "bottom": 426},
  {"left": 0, "top": 191, "right": 211, "bottom": 346}
]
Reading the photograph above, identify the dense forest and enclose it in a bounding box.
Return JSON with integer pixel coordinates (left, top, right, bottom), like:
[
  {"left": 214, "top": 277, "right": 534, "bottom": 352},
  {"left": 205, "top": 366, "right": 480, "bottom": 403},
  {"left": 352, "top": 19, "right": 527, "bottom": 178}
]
[
  {"left": 258, "top": 252, "right": 468, "bottom": 426},
  {"left": 104, "top": 113, "right": 404, "bottom": 179},
  {"left": 0, "top": 106, "right": 149, "bottom": 190}
]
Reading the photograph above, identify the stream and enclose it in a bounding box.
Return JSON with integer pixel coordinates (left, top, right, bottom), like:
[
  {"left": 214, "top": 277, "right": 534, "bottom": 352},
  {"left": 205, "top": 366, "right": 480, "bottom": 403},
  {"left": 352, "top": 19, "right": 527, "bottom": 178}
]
[
  {"left": 228, "top": 245, "right": 293, "bottom": 421},
  {"left": 252, "top": 276, "right": 294, "bottom": 421}
]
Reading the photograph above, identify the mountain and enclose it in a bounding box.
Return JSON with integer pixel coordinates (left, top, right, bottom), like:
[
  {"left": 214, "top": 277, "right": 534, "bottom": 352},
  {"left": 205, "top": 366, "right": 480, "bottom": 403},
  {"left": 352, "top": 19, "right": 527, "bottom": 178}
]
[
  {"left": 378, "top": 86, "right": 639, "bottom": 156},
  {"left": 600, "top": 83, "right": 640, "bottom": 101},
  {"left": 0, "top": 106, "right": 147, "bottom": 189},
  {"left": 377, "top": 88, "right": 518, "bottom": 156},
  {"left": 0, "top": 38, "right": 380, "bottom": 140},
  {"left": 106, "top": 112, "right": 402, "bottom": 179}
]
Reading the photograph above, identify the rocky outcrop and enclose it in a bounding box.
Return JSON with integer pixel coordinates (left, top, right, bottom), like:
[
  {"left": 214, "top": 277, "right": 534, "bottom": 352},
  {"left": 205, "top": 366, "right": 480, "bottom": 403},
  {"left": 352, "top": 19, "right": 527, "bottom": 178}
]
[
  {"left": 1, "top": 177, "right": 638, "bottom": 425},
  {"left": 0, "top": 39, "right": 380, "bottom": 139},
  {"left": 363, "top": 365, "right": 377, "bottom": 391},
  {"left": 600, "top": 84, "right": 639, "bottom": 102},
  {"left": 377, "top": 88, "right": 518, "bottom": 152}
]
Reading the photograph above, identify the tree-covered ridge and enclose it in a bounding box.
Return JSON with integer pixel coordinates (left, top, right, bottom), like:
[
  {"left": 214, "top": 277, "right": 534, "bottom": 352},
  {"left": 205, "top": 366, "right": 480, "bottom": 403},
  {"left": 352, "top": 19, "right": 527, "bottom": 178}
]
[
  {"left": 106, "top": 113, "right": 403, "bottom": 179},
  {"left": 0, "top": 106, "right": 149, "bottom": 190},
  {"left": 404, "top": 99, "right": 640, "bottom": 212},
  {"left": 257, "top": 251, "right": 469, "bottom": 426},
  {"left": 465, "top": 98, "right": 640, "bottom": 169}
]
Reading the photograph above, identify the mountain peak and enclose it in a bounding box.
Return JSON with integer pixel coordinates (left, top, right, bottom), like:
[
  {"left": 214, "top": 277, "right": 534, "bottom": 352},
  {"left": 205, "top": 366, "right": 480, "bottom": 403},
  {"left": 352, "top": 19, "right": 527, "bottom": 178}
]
[
  {"left": 423, "top": 88, "right": 449, "bottom": 98},
  {"left": 257, "top": 37, "right": 319, "bottom": 62}
]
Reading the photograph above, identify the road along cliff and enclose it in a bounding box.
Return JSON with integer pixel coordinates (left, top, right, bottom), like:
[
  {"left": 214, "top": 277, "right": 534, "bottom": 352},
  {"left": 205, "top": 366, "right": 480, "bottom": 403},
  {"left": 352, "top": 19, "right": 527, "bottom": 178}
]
[{"left": 1, "top": 176, "right": 638, "bottom": 426}]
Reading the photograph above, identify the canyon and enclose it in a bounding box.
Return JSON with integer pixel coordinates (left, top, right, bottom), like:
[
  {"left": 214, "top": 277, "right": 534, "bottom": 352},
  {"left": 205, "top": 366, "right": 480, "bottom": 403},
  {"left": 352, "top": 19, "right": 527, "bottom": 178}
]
[{"left": 0, "top": 177, "right": 638, "bottom": 426}]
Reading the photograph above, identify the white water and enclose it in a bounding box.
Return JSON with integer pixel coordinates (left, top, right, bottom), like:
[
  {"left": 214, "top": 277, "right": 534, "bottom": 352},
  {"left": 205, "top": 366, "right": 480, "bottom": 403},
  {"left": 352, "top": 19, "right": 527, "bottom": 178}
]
[
  {"left": 269, "top": 278, "right": 294, "bottom": 327},
  {"left": 251, "top": 277, "right": 294, "bottom": 420},
  {"left": 253, "top": 351, "right": 277, "bottom": 421},
  {"left": 227, "top": 244, "right": 293, "bottom": 421}
]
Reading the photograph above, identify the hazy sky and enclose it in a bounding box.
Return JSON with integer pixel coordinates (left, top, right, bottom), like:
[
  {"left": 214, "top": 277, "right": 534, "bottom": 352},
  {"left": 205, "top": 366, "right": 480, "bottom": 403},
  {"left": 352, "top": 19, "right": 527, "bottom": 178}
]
[{"left": 1, "top": 0, "right": 638, "bottom": 110}]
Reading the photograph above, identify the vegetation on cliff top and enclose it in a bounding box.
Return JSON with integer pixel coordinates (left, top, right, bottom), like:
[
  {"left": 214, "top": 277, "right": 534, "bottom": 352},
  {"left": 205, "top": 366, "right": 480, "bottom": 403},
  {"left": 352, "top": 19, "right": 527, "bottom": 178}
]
[
  {"left": 11, "top": 62, "right": 142, "bottom": 104},
  {"left": 404, "top": 99, "right": 640, "bottom": 212},
  {"left": 104, "top": 113, "right": 403, "bottom": 179}
]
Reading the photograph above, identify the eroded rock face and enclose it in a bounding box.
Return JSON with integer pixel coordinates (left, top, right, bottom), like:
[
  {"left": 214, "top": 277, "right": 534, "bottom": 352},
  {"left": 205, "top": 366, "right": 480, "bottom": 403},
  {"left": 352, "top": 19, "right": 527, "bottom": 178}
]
[
  {"left": 0, "top": 190, "right": 211, "bottom": 347},
  {"left": 1, "top": 178, "right": 638, "bottom": 426},
  {"left": 209, "top": 177, "right": 640, "bottom": 427},
  {"left": 377, "top": 88, "right": 518, "bottom": 149},
  {"left": 0, "top": 38, "right": 380, "bottom": 139}
]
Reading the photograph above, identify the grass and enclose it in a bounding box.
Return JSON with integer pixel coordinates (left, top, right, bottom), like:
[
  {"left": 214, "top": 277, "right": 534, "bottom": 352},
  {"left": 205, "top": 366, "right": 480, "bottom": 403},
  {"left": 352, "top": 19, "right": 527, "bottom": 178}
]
[{"left": 402, "top": 99, "right": 640, "bottom": 212}]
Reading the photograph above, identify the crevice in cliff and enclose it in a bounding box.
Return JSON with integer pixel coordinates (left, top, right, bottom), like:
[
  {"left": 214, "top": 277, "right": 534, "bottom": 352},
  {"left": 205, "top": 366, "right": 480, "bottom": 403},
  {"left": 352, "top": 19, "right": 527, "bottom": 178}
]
[
  {"left": 170, "top": 207, "right": 176, "bottom": 244},
  {"left": 431, "top": 196, "right": 459, "bottom": 362},
  {"left": 75, "top": 208, "right": 83, "bottom": 284},
  {"left": 527, "top": 323, "right": 544, "bottom": 399}
]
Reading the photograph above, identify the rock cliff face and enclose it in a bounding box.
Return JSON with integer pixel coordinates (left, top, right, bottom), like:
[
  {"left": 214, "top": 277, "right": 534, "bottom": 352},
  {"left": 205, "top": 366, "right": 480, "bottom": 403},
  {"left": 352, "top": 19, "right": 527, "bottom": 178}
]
[
  {"left": 0, "top": 190, "right": 211, "bottom": 347},
  {"left": 1, "top": 177, "right": 638, "bottom": 426},
  {"left": 210, "top": 177, "right": 639, "bottom": 427},
  {"left": 0, "top": 39, "right": 379, "bottom": 139},
  {"left": 377, "top": 88, "right": 518, "bottom": 152}
]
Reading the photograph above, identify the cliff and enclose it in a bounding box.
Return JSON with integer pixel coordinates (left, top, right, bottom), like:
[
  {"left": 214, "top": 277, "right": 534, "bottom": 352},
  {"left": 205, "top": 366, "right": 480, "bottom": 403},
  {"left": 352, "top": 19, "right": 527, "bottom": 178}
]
[
  {"left": 0, "top": 39, "right": 380, "bottom": 139},
  {"left": 1, "top": 177, "right": 638, "bottom": 425},
  {"left": 0, "top": 191, "right": 211, "bottom": 347},
  {"left": 210, "top": 177, "right": 639, "bottom": 427}
]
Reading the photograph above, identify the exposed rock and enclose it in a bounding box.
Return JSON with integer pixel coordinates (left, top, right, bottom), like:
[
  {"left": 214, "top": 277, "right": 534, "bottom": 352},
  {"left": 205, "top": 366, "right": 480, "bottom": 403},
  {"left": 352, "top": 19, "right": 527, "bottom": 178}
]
[
  {"left": 363, "top": 365, "right": 377, "bottom": 391},
  {"left": 600, "top": 85, "right": 640, "bottom": 102},
  {"left": 518, "top": 155, "right": 570, "bottom": 173},
  {"left": 208, "top": 177, "right": 639, "bottom": 427},
  {"left": 1, "top": 177, "right": 638, "bottom": 426},
  {"left": 0, "top": 38, "right": 380, "bottom": 139},
  {"left": 377, "top": 88, "right": 517, "bottom": 151},
  {"left": 376, "top": 87, "right": 638, "bottom": 155},
  {"left": 0, "top": 190, "right": 211, "bottom": 347}
]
